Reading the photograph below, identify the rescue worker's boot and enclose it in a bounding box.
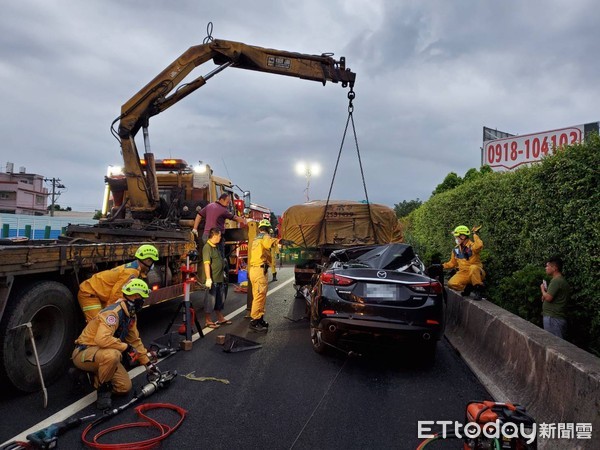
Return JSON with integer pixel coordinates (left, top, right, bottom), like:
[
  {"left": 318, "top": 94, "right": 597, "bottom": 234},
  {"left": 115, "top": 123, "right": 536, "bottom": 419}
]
[
  {"left": 249, "top": 318, "right": 268, "bottom": 333},
  {"left": 472, "top": 284, "right": 485, "bottom": 301},
  {"left": 68, "top": 367, "right": 92, "bottom": 392},
  {"left": 258, "top": 316, "right": 269, "bottom": 328},
  {"left": 272, "top": 272, "right": 277, "bottom": 282},
  {"left": 96, "top": 382, "right": 113, "bottom": 410},
  {"left": 461, "top": 284, "right": 473, "bottom": 297}
]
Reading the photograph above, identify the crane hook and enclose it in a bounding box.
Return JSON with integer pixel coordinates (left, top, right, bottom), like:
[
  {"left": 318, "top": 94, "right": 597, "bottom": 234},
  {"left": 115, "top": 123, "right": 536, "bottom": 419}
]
[{"left": 347, "top": 88, "right": 355, "bottom": 113}]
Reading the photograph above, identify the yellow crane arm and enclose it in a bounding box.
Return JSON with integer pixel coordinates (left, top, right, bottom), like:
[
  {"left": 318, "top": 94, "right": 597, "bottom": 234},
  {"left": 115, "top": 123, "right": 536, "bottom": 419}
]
[{"left": 115, "top": 39, "right": 356, "bottom": 215}]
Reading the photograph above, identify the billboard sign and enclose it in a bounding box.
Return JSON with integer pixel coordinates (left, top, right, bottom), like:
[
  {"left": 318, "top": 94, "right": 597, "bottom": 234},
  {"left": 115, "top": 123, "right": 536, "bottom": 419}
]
[
  {"left": 482, "top": 122, "right": 598, "bottom": 171},
  {"left": 483, "top": 126, "right": 514, "bottom": 142}
]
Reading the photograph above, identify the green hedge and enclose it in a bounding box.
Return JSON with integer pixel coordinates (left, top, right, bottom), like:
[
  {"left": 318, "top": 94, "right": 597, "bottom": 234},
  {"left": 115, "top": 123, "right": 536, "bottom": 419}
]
[{"left": 404, "top": 134, "right": 600, "bottom": 354}]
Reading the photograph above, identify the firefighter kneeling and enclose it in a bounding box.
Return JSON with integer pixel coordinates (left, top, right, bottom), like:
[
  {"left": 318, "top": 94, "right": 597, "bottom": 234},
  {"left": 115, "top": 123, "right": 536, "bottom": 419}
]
[
  {"left": 71, "top": 279, "right": 160, "bottom": 410},
  {"left": 442, "top": 225, "right": 485, "bottom": 300}
]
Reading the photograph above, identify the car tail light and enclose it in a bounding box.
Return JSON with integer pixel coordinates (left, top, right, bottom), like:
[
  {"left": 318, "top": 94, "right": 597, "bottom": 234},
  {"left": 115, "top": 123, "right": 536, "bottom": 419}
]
[
  {"left": 320, "top": 272, "right": 355, "bottom": 286},
  {"left": 409, "top": 281, "right": 443, "bottom": 294},
  {"left": 426, "top": 319, "right": 440, "bottom": 325},
  {"left": 322, "top": 309, "right": 336, "bottom": 316}
]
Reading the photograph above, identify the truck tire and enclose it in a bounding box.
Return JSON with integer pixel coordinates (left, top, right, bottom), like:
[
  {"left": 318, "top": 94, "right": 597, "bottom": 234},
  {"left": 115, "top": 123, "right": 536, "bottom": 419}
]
[{"left": 0, "top": 281, "right": 80, "bottom": 392}]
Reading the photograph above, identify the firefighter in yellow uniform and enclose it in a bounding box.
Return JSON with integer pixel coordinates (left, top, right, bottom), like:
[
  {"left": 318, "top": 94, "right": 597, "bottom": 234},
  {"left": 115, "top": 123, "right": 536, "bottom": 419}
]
[
  {"left": 71, "top": 279, "right": 160, "bottom": 410},
  {"left": 269, "top": 227, "right": 280, "bottom": 282},
  {"left": 77, "top": 244, "right": 159, "bottom": 322},
  {"left": 443, "top": 225, "right": 485, "bottom": 300},
  {"left": 248, "top": 219, "right": 279, "bottom": 332}
]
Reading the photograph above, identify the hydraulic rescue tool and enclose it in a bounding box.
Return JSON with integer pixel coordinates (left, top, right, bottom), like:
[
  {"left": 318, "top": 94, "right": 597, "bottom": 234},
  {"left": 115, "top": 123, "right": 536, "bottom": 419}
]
[{"left": 2, "top": 369, "right": 178, "bottom": 450}]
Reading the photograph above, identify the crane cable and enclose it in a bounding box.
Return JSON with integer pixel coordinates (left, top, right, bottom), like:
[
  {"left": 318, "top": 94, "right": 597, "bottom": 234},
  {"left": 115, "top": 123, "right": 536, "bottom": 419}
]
[{"left": 318, "top": 88, "right": 376, "bottom": 245}]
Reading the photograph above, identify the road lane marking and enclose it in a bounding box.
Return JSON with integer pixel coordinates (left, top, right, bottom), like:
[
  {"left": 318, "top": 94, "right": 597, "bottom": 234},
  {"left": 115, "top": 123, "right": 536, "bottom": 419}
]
[{"left": 192, "top": 275, "right": 294, "bottom": 341}]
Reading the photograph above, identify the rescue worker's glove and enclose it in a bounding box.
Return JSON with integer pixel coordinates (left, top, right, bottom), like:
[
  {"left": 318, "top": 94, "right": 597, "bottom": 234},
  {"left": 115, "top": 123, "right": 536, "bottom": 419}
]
[
  {"left": 426, "top": 264, "right": 444, "bottom": 280},
  {"left": 205, "top": 278, "right": 213, "bottom": 289},
  {"left": 147, "top": 350, "right": 159, "bottom": 364},
  {"left": 123, "top": 344, "right": 139, "bottom": 367},
  {"left": 191, "top": 229, "right": 198, "bottom": 237},
  {"left": 145, "top": 362, "right": 161, "bottom": 380},
  {"left": 471, "top": 225, "right": 482, "bottom": 234}
]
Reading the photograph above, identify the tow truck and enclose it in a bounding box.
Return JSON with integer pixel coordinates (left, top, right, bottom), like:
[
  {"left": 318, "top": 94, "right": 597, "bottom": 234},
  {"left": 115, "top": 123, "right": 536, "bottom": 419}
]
[
  {"left": 99, "top": 158, "right": 251, "bottom": 280},
  {"left": 0, "top": 38, "right": 355, "bottom": 392}
]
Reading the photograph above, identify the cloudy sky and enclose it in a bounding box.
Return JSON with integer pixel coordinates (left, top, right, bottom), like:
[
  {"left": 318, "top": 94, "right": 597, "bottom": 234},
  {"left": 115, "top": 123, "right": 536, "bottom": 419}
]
[{"left": 1, "top": 0, "right": 598, "bottom": 215}]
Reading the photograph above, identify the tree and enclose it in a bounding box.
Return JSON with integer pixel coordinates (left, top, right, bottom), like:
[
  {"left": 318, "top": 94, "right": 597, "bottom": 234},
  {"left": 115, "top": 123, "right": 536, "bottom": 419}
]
[
  {"left": 47, "top": 204, "right": 72, "bottom": 212},
  {"left": 432, "top": 166, "right": 493, "bottom": 196},
  {"left": 432, "top": 172, "right": 462, "bottom": 196},
  {"left": 463, "top": 168, "right": 480, "bottom": 183},
  {"left": 464, "top": 165, "right": 493, "bottom": 183},
  {"left": 394, "top": 199, "right": 422, "bottom": 218},
  {"left": 270, "top": 211, "right": 279, "bottom": 234}
]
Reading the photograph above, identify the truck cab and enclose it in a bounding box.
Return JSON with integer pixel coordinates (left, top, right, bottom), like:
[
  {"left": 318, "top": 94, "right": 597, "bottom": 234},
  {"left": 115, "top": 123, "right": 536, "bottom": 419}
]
[{"left": 102, "top": 159, "right": 242, "bottom": 226}]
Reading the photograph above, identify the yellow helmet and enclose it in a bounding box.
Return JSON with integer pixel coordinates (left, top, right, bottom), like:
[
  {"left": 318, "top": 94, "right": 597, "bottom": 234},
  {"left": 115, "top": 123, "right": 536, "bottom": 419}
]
[
  {"left": 122, "top": 278, "right": 150, "bottom": 299},
  {"left": 135, "top": 244, "right": 159, "bottom": 261},
  {"left": 258, "top": 219, "right": 271, "bottom": 229},
  {"left": 453, "top": 225, "right": 470, "bottom": 237}
]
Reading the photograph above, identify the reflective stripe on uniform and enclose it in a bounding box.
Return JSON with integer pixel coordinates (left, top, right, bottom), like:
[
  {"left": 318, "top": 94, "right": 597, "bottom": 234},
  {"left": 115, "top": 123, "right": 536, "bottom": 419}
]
[{"left": 82, "top": 305, "right": 102, "bottom": 311}]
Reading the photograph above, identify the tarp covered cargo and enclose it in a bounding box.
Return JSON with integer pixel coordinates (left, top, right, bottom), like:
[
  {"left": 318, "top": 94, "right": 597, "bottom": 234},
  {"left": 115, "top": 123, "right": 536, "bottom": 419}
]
[{"left": 281, "top": 200, "right": 403, "bottom": 248}]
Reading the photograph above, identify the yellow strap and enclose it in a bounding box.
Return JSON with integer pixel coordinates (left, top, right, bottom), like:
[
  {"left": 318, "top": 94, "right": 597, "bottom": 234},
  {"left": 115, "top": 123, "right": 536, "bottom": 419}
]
[{"left": 184, "top": 371, "right": 230, "bottom": 384}]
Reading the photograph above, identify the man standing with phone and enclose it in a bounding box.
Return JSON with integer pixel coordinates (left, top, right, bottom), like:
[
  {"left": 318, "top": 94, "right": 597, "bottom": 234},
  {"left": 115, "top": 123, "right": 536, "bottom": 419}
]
[{"left": 540, "top": 256, "right": 570, "bottom": 339}]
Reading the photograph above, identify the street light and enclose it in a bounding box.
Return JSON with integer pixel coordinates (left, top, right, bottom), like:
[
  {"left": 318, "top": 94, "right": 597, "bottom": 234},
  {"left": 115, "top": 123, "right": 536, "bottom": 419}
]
[{"left": 295, "top": 161, "right": 321, "bottom": 202}]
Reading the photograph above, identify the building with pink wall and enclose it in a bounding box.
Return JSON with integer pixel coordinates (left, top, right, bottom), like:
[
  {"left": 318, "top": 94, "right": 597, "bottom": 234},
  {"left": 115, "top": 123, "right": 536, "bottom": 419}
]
[{"left": 0, "top": 164, "right": 48, "bottom": 215}]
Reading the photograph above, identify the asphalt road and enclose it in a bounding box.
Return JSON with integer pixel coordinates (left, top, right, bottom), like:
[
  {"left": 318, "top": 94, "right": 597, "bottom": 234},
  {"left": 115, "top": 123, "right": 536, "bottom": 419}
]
[{"left": 0, "top": 266, "right": 490, "bottom": 449}]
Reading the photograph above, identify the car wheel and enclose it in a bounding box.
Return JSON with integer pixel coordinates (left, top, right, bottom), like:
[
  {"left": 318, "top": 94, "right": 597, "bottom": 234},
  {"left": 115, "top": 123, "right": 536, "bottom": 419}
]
[{"left": 310, "top": 327, "right": 329, "bottom": 354}]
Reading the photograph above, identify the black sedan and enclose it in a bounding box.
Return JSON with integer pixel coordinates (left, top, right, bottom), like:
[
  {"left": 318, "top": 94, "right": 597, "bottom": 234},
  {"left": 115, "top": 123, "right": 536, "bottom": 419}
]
[{"left": 309, "top": 243, "right": 445, "bottom": 361}]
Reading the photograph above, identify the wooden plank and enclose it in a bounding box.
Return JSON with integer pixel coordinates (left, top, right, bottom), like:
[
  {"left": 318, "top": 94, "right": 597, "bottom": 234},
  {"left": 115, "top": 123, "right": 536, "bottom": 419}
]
[{"left": 0, "top": 240, "right": 193, "bottom": 277}]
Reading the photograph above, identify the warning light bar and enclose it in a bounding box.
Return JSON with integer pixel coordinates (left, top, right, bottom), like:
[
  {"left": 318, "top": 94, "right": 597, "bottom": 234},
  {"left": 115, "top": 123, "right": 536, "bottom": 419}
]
[{"left": 140, "top": 159, "right": 189, "bottom": 171}]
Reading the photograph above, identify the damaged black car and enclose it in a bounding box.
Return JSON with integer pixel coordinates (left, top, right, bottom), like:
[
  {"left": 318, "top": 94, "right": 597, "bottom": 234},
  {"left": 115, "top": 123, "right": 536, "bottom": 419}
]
[{"left": 308, "top": 243, "right": 446, "bottom": 361}]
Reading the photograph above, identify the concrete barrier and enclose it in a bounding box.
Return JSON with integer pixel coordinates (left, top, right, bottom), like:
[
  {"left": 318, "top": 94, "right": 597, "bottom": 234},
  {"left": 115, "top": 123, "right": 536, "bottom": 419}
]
[{"left": 445, "top": 290, "right": 600, "bottom": 450}]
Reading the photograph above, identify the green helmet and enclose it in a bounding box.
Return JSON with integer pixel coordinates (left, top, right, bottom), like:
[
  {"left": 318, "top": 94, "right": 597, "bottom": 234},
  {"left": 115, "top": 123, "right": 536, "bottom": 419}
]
[
  {"left": 258, "top": 219, "right": 271, "bottom": 229},
  {"left": 135, "top": 244, "right": 159, "bottom": 261},
  {"left": 122, "top": 278, "right": 150, "bottom": 299},
  {"left": 453, "top": 225, "right": 470, "bottom": 237}
]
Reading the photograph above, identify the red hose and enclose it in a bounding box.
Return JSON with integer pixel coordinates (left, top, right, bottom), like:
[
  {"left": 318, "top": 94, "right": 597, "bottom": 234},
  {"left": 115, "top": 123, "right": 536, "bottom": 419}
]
[{"left": 81, "top": 403, "right": 187, "bottom": 450}]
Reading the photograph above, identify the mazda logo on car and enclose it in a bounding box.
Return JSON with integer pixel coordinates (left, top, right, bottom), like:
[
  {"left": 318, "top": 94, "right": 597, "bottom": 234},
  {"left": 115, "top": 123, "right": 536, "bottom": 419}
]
[{"left": 377, "top": 271, "right": 387, "bottom": 278}]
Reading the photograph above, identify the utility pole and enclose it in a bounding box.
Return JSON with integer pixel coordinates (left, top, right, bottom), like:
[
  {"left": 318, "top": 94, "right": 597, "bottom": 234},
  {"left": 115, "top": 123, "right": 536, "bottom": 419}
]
[{"left": 44, "top": 178, "right": 66, "bottom": 217}]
